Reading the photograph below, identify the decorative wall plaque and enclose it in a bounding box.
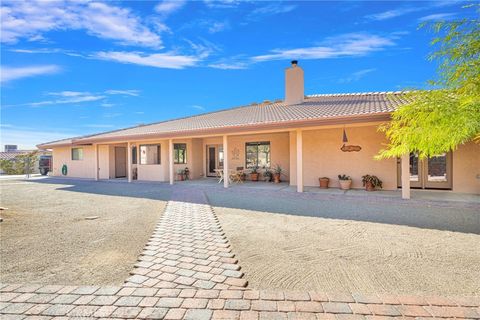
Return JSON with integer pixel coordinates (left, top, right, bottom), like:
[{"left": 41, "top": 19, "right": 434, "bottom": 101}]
[
  {"left": 341, "top": 144, "right": 362, "bottom": 152},
  {"left": 231, "top": 147, "right": 240, "bottom": 160}
]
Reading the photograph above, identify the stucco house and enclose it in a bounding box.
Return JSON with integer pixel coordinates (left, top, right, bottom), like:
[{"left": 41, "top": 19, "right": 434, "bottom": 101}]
[{"left": 37, "top": 61, "right": 479, "bottom": 198}]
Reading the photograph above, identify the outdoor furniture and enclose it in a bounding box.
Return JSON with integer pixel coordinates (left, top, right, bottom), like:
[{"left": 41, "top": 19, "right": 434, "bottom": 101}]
[{"left": 230, "top": 168, "right": 244, "bottom": 183}]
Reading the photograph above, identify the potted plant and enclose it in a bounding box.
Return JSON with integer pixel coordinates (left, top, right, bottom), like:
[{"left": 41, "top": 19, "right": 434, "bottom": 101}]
[
  {"left": 250, "top": 166, "right": 259, "bottom": 181},
  {"left": 177, "top": 169, "right": 185, "bottom": 181},
  {"left": 264, "top": 168, "right": 273, "bottom": 182},
  {"left": 273, "top": 164, "right": 283, "bottom": 183},
  {"left": 338, "top": 174, "right": 352, "bottom": 190},
  {"left": 319, "top": 177, "right": 329, "bottom": 189},
  {"left": 362, "top": 174, "right": 383, "bottom": 191}
]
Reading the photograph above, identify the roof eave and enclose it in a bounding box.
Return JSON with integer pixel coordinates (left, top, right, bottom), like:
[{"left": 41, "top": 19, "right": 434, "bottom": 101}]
[{"left": 70, "top": 112, "right": 391, "bottom": 145}]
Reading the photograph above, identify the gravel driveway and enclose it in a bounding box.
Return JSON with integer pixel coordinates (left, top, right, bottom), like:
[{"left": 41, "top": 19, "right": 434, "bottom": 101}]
[{"left": 0, "top": 178, "right": 170, "bottom": 285}]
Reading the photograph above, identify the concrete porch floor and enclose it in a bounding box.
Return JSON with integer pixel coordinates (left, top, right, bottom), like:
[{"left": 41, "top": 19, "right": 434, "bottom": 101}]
[{"left": 177, "top": 177, "right": 480, "bottom": 203}]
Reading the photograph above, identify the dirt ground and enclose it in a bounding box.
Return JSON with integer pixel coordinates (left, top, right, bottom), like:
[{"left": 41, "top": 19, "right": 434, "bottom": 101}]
[
  {"left": 216, "top": 206, "right": 480, "bottom": 296},
  {"left": 0, "top": 179, "right": 166, "bottom": 285}
]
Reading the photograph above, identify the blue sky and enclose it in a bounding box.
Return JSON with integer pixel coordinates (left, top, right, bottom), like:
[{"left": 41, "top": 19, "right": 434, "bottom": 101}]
[{"left": 0, "top": 0, "right": 473, "bottom": 149}]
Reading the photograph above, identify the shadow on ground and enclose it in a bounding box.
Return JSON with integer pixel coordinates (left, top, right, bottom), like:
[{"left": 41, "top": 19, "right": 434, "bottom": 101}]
[{"left": 15, "top": 177, "right": 480, "bottom": 235}]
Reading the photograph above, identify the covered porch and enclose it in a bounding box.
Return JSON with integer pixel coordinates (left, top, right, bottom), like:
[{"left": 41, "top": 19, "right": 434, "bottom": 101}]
[{"left": 83, "top": 122, "right": 478, "bottom": 200}]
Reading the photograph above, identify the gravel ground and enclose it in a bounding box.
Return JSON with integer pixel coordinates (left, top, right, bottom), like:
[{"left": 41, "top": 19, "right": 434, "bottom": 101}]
[
  {"left": 0, "top": 178, "right": 170, "bottom": 285},
  {"left": 210, "top": 190, "right": 480, "bottom": 296}
]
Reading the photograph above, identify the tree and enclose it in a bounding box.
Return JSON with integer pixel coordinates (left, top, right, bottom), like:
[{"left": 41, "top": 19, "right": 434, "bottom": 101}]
[
  {"left": 0, "top": 152, "right": 38, "bottom": 175},
  {"left": 377, "top": 5, "right": 480, "bottom": 159}
]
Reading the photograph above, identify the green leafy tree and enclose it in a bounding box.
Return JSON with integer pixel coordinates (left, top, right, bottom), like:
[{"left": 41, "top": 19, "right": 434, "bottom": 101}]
[
  {"left": 377, "top": 5, "right": 480, "bottom": 159},
  {"left": 0, "top": 152, "right": 38, "bottom": 175}
]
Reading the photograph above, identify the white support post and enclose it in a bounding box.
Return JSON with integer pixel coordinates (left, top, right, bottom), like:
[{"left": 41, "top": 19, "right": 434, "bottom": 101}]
[
  {"left": 94, "top": 144, "right": 99, "bottom": 181},
  {"left": 223, "top": 135, "right": 229, "bottom": 188},
  {"left": 169, "top": 139, "right": 174, "bottom": 185},
  {"left": 127, "top": 142, "right": 132, "bottom": 183},
  {"left": 296, "top": 129, "right": 303, "bottom": 192},
  {"left": 401, "top": 153, "right": 411, "bottom": 199}
]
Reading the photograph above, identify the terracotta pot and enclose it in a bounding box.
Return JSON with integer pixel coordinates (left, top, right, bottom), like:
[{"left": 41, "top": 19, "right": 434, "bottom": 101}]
[
  {"left": 177, "top": 174, "right": 184, "bottom": 181},
  {"left": 365, "top": 181, "right": 375, "bottom": 191},
  {"left": 250, "top": 173, "right": 259, "bottom": 181},
  {"left": 339, "top": 179, "right": 352, "bottom": 190},
  {"left": 273, "top": 173, "right": 281, "bottom": 183},
  {"left": 319, "top": 178, "right": 329, "bottom": 189}
]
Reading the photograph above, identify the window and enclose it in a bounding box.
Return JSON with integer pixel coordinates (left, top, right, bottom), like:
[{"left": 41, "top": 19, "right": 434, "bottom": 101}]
[
  {"left": 71, "top": 148, "right": 83, "bottom": 161},
  {"left": 140, "top": 144, "right": 161, "bottom": 165},
  {"left": 132, "top": 146, "right": 137, "bottom": 164},
  {"left": 246, "top": 142, "right": 270, "bottom": 168},
  {"left": 174, "top": 143, "right": 187, "bottom": 164}
]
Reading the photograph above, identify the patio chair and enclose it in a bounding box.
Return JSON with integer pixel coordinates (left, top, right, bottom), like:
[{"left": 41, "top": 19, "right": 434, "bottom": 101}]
[{"left": 230, "top": 168, "right": 244, "bottom": 184}]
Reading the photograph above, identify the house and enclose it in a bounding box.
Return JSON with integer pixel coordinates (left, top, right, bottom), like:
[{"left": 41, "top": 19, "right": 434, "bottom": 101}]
[
  {"left": 0, "top": 146, "right": 50, "bottom": 175},
  {"left": 37, "top": 61, "right": 480, "bottom": 197}
]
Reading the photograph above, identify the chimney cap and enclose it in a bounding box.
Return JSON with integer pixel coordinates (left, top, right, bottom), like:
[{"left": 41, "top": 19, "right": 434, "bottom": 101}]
[{"left": 291, "top": 60, "right": 298, "bottom": 66}]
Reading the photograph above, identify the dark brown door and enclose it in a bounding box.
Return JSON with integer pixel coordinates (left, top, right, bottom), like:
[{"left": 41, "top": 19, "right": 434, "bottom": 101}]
[
  {"left": 207, "top": 146, "right": 216, "bottom": 177},
  {"left": 115, "top": 147, "right": 127, "bottom": 178}
]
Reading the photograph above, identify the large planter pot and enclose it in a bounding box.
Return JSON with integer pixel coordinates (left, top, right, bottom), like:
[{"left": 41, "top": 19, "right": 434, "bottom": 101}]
[
  {"left": 319, "top": 177, "right": 329, "bottom": 189},
  {"left": 177, "top": 174, "right": 185, "bottom": 181},
  {"left": 273, "top": 173, "right": 281, "bottom": 183},
  {"left": 250, "top": 173, "right": 259, "bottom": 181},
  {"left": 365, "top": 181, "right": 375, "bottom": 191},
  {"left": 339, "top": 179, "right": 352, "bottom": 190}
]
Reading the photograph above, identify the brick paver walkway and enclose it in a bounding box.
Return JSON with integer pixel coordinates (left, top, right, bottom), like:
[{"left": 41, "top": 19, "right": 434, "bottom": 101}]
[
  {"left": 1, "top": 195, "right": 479, "bottom": 319},
  {"left": 124, "top": 201, "right": 247, "bottom": 290}
]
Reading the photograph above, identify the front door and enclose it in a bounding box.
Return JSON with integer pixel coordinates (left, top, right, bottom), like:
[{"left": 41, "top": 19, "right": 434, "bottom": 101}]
[
  {"left": 398, "top": 153, "right": 452, "bottom": 189},
  {"left": 115, "top": 147, "right": 127, "bottom": 178},
  {"left": 206, "top": 145, "right": 224, "bottom": 177}
]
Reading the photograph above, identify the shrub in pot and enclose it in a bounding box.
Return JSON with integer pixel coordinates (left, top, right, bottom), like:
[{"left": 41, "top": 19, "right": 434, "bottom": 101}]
[
  {"left": 250, "top": 166, "right": 259, "bottom": 181},
  {"left": 319, "top": 177, "right": 329, "bottom": 188},
  {"left": 273, "top": 164, "right": 283, "bottom": 183},
  {"left": 338, "top": 174, "right": 352, "bottom": 190},
  {"left": 362, "top": 174, "right": 383, "bottom": 191},
  {"left": 264, "top": 168, "right": 273, "bottom": 182},
  {"left": 177, "top": 169, "right": 185, "bottom": 181}
]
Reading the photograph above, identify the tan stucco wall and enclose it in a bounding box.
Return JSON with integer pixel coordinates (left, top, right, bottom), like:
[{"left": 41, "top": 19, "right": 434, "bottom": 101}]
[
  {"left": 52, "top": 146, "right": 96, "bottom": 179},
  {"left": 302, "top": 126, "right": 398, "bottom": 190},
  {"left": 452, "top": 142, "right": 480, "bottom": 194},
  {"left": 203, "top": 133, "right": 290, "bottom": 180},
  {"left": 135, "top": 140, "right": 168, "bottom": 182}
]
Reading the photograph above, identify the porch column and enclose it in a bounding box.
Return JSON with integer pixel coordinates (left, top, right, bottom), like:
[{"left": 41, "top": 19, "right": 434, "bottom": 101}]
[
  {"left": 223, "top": 135, "right": 229, "bottom": 188},
  {"left": 169, "top": 139, "right": 174, "bottom": 185},
  {"left": 94, "top": 144, "right": 99, "bottom": 181},
  {"left": 127, "top": 142, "right": 132, "bottom": 183},
  {"left": 401, "top": 153, "right": 410, "bottom": 199},
  {"left": 296, "top": 129, "right": 303, "bottom": 192}
]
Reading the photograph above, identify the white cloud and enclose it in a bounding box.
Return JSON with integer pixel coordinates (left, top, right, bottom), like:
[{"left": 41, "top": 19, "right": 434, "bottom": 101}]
[
  {"left": 248, "top": 3, "right": 297, "bottom": 20},
  {"left": 0, "top": 126, "right": 77, "bottom": 149},
  {"left": 338, "top": 69, "right": 376, "bottom": 83},
  {"left": 105, "top": 89, "right": 140, "bottom": 96},
  {"left": 209, "top": 62, "right": 248, "bottom": 70},
  {"left": 155, "top": 0, "right": 187, "bottom": 15},
  {"left": 103, "top": 112, "right": 123, "bottom": 118},
  {"left": 418, "top": 13, "right": 456, "bottom": 22},
  {"left": 1, "top": 1, "right": 162, "bottom": 48},
  {"left": 47, "top": 91, "right": 88, "bottom": 97},
  {"left": 95, "top": 51, "right": 200, "bottom": 69},
  {"left": 203, "top": 0, "right": 240, "bottom": 9},
  {"left": 252, "top": 33, "right": 395, "bottom": 62},
  {"left": 1, "top": 65, "right": 61, "bottom": 83},
  {"left": 208, "top": 20, "right": 230, "bottom": 33},
  {"left": 365, "top": 7, "right": 421, "bottom": 21},
  {"left": 101, "top": 103, "right": 115, "bottom": 108},
  {"left": 191, "top": 105, "right": 205, "bottom": 111}
]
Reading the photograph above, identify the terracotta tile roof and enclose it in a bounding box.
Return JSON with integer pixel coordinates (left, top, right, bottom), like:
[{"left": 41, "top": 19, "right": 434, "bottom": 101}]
[
  {"left": 38, "top": 92, "right": 408, "bottom": 147},
  {"left": 0, "top": 150, "right": 36, "bottom": 161}
]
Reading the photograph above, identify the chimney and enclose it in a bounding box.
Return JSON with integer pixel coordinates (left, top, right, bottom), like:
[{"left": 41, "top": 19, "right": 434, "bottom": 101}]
[{"left": 285, "top": 60, "right": 304, "bottom": 105}]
